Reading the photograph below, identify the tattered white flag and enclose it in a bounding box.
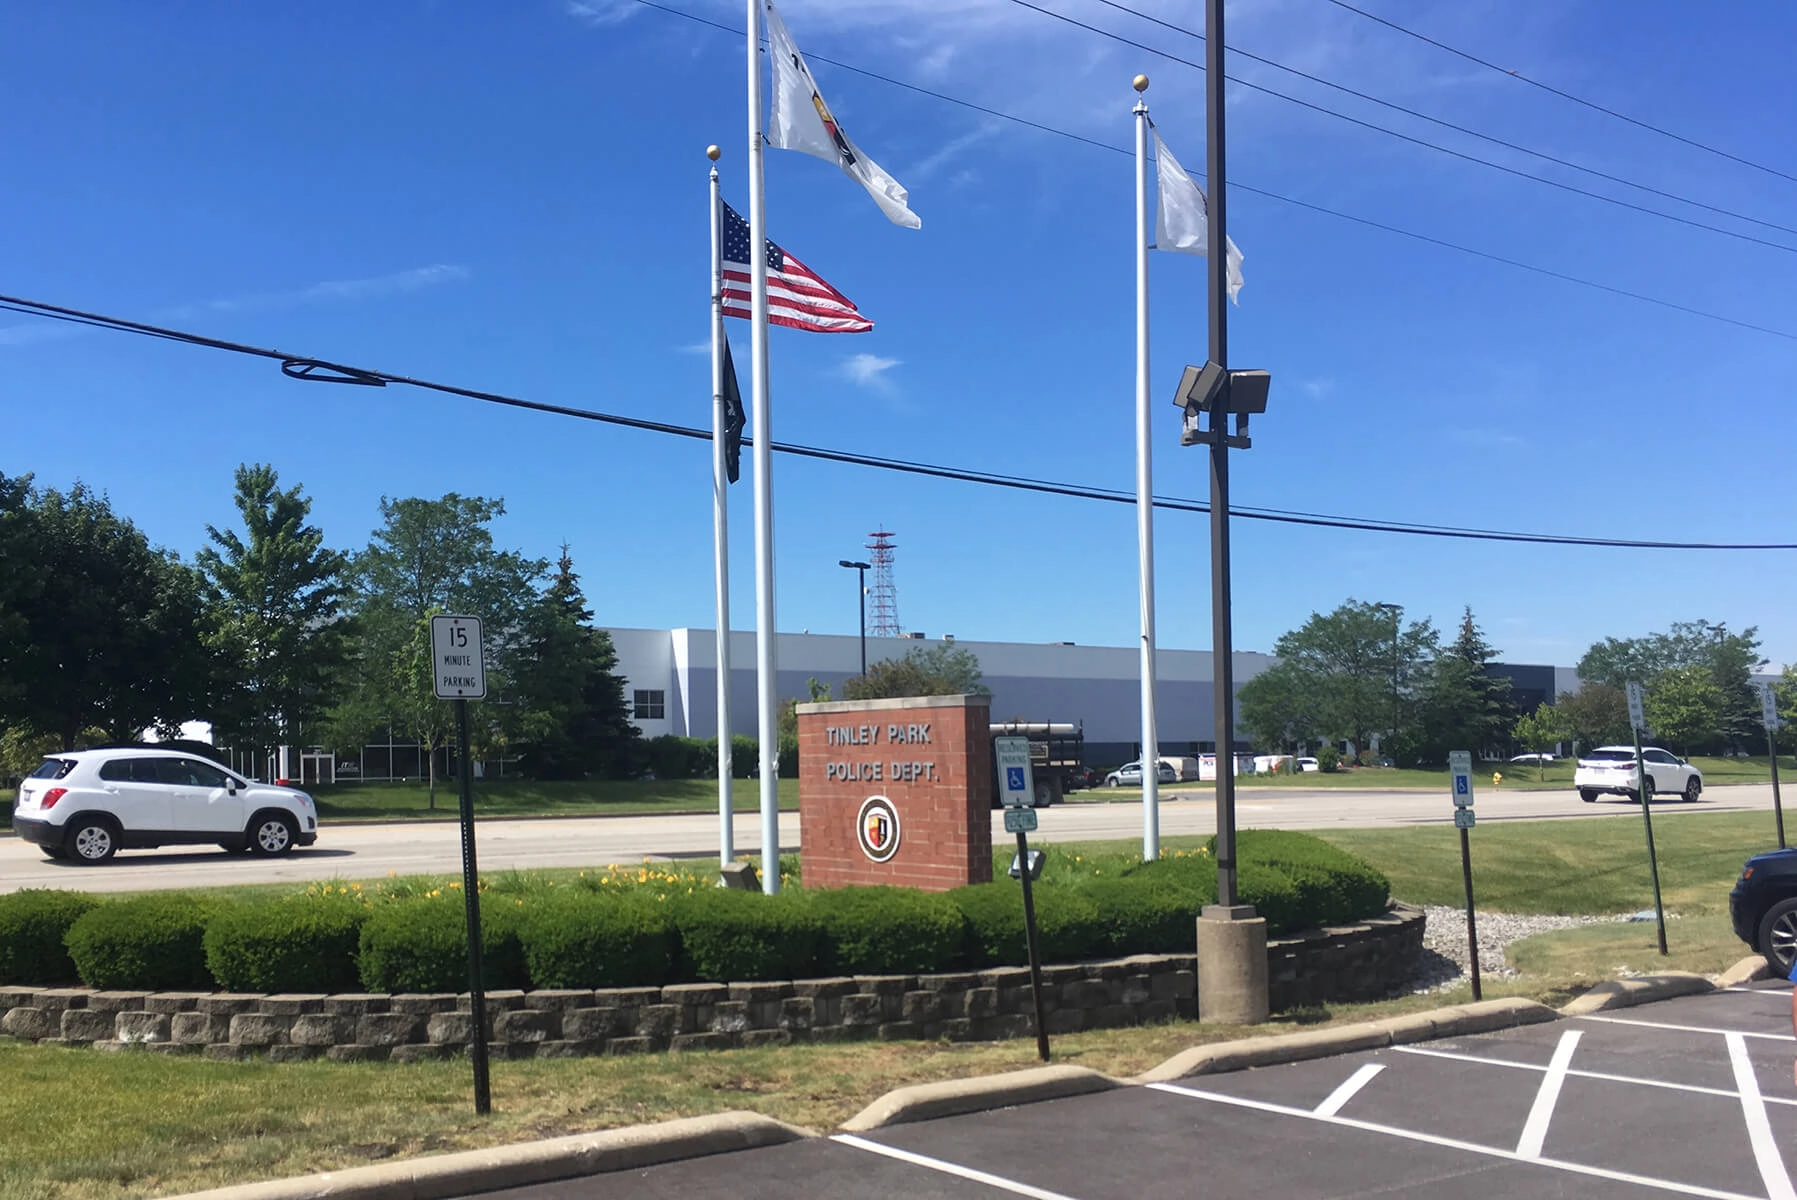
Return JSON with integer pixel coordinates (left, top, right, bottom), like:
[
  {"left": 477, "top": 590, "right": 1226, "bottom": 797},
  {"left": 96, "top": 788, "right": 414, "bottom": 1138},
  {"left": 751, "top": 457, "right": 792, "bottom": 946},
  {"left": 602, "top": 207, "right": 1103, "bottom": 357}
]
[
  {"left": 1152, "top": 128, "right": 1244, "bottom": 303},
  {"left": 764, "top": 0, "right": 920, "bottom": 229}
]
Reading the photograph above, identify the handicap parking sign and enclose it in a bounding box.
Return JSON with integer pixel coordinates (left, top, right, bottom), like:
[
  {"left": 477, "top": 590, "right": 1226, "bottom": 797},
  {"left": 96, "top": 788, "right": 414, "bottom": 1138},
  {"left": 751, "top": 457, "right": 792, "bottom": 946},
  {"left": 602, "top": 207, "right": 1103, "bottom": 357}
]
[
  {"left": 1007, "top": 766, "right": 1026, "bottom": 791},
  {"left": 1455, "top": 776, "right": 1469, "bottom": 795}
]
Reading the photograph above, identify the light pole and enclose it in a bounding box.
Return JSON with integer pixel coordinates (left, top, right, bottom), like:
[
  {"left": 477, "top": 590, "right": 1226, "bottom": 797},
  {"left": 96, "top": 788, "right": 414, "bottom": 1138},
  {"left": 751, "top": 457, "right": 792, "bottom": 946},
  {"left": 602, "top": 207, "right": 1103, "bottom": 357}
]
[
  {"left": 1375, "top": 602, "right": 1401, "bottom": 761},
  {"left": 839, "top": 560, "right": 871, "bottom": 676}
]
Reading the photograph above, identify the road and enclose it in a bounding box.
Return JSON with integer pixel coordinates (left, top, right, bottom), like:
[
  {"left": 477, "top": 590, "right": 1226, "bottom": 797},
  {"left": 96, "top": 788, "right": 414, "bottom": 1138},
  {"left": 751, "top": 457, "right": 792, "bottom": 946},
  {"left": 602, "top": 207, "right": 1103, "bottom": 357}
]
[{"left": 1, "top": 783, "right": 1785, "bottom": 895}]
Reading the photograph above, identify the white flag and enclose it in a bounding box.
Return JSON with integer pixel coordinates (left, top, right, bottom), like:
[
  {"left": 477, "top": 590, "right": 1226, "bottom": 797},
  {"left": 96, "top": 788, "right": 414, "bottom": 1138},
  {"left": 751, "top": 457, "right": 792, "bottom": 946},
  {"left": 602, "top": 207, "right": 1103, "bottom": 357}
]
[
  {"left": 1152, "top": 129, "right": 1244, "bottom": 304},
  {"left": 763, "top": 0, "right": 920, "bottom": 229}
]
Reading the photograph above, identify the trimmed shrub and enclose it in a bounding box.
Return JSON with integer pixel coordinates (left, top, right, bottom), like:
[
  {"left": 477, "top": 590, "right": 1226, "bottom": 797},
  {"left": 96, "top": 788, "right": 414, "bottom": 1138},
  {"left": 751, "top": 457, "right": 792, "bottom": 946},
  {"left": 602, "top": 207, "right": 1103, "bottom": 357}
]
[
  {"left": 1316, "top": 745, "right": 1342, "bottom": 772},
  {"left": 1235, "top": 862, "right": 1304, "bottom": 936},
  {"left": 1221, "top": 830, "right": 1389, "bottom": 929},
  {"left": 357, "top": 899, "right": 527, "bottom": 994},
  {"left": 1122, "top": 854, "right": 1222, "bottom": 909},
  {"left": 1075, "top": 877, "right": 1200, "bottom": 956},
  {"left": 65, "top": 895, "right": 218, "bottom": 990},
  {"left": 949, "top": 883, "right": 1106, "bottom": 967},
  {"left": 0, "top": 890, "right": 101, "bottom": 984},
  {"left": 204, "top": 894, "right": 370, "bottom": 993},
  {"left": 517, "top": 893, "right": 674, "bottom": 988},
  {"left": 666, "top": 888, "right": 823, "bottom": 982},
  {"left": 812, "top": 886, "right": 967, "bottom": 975},
  {"left": 645, "top": 735, "right": 711, "bottom": 781}
]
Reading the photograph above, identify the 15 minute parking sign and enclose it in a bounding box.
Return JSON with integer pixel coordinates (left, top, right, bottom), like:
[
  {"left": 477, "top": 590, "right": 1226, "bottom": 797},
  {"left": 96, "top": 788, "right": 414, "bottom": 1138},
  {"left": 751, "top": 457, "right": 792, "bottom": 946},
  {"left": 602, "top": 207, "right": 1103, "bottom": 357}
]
[
  {"left": 994, "top": 737, "right": 1034, "bottom": 808},
  {"left": 431, "top": 615, "right": 487, "bottom": 700}
]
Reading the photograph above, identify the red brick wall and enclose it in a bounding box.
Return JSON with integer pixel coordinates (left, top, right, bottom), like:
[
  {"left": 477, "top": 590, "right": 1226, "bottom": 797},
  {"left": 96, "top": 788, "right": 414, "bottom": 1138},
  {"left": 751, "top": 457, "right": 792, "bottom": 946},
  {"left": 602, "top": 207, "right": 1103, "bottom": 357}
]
[{"left": 797, "top": 697, "right": 993, "bottom": 892}]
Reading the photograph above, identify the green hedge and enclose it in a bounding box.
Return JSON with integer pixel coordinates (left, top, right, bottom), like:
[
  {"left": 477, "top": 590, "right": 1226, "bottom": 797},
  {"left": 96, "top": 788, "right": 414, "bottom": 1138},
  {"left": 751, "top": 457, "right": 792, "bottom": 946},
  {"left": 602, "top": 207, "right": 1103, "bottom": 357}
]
[
  {"left": 517, "top": 894, "right": 674, "bottom": 988},
  {"left": 65, "top": 895, "right": 218, "bottom": 990},
  {"left": 357, "top": 900, "right": 528, "bottom": 994},
  {"left": 205, "top": 895, "right": 370, "bottom": 993},
  {"left": 666, "top": 889, "right": 822, "bottom": 982},
  {"left": 950, "top": 883, "right": 1107, "bottom": 967},
  {"left": 0, "top": 889, "right": 101, "bottom": 984},
  {"left": 812, "top": 886, "right": 966, "bottom": 975}
]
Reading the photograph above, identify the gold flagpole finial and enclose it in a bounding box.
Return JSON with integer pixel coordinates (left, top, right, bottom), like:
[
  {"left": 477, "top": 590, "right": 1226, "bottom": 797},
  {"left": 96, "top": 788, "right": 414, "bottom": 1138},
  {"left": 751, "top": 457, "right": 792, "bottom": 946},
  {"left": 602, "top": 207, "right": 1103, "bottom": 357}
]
[
  {"left": 706, "top": 144, "right": 721, "bottom": 161},
  {"left": 1133, "top": 74, "right": 1149, "bottom": 93}
]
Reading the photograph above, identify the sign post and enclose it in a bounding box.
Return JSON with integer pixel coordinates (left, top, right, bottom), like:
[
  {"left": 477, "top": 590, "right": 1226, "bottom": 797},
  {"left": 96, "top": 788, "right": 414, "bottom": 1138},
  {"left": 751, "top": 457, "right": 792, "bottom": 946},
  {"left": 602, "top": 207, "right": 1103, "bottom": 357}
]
[
  {"left": 995, "top": 736, "right": 1050, "bottom": 1062},
  {"left": 1448, "top": 751, "right": 1481, "bottom": 1001},
  {"left": 1762, "top": 683, "right": 1786, "bottom": 849},
  {"left": 1626, "top": 680, "right": 1669, "bottom": 956},
  {"left": 431, "top": 615, "right": 491, "bottom": 1115}
]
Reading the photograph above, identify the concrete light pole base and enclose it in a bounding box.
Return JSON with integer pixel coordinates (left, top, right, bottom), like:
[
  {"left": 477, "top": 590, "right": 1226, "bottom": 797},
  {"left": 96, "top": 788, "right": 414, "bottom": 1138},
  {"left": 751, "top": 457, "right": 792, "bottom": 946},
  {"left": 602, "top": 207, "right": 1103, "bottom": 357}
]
[{"left": 1196, "top": 904, "right": 1269, "bottom": 1025}]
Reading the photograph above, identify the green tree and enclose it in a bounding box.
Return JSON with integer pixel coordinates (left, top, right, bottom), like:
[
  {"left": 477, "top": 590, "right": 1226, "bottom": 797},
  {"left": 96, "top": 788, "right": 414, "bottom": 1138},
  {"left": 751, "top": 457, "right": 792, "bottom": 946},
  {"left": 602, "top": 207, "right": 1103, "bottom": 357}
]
[
  {"left": 1267, "top": 600, "right": 1437, "bottom": 756},
  {"left": 1577, "top": 619, "right": 1759, "bottom": 753},
  {"left": 1408, "top": 607, "right": 1514, "bottom": 765},
  {"left": 1238, "top": 660, "right": 1323, "bottom": 753},
  {"left": 196, "top": 464, "right": 349, "bottom": 763},
  {"left": 1512, "top": 702, "right": 1572, "bottom": 781},
  {"left": 332, "top": 494, "right": 545, "bottom": 807},
  {"left": 509, "top": 546, "right": 638, "bottom": 779},
  {"left": 840, "top": 644, "right": 989, "bottom": 701},
  {"left": 0, "top": 475, "right": 214, "bottom": 748},
  {"left": 1556, "top": 683, "right": 1631, "bottom": 750},
  {"left": 1643, "top": 665, "right": 1726, "bottom": 755}
]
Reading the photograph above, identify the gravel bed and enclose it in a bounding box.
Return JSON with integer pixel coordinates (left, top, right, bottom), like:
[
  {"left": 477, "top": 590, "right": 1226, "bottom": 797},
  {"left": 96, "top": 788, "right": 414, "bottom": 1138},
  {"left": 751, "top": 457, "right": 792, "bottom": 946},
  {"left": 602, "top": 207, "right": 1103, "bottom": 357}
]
[{"left": 1410, "top": 905, "right": 1630, "bottom": 993}]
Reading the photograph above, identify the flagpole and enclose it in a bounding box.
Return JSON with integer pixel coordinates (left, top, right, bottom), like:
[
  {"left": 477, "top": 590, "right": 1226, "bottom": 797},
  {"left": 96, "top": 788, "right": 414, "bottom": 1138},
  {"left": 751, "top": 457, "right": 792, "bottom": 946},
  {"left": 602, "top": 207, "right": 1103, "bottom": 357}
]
[
  {"left": 747, "top": 0, "right": 781, "bottom": 893},
  {"left": 708, "top": 145, "right": 736, "bottom": 868},
  {"left": 1133, "top": 75, "right": 1159, "bottom": 862}
]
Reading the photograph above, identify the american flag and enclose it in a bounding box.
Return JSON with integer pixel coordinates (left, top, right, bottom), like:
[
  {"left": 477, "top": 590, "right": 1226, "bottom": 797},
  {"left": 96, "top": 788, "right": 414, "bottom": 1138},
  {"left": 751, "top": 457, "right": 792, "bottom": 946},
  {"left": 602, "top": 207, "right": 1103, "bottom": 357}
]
[{"left": 720, "top": 201, "right": 872, "bottom": 334}]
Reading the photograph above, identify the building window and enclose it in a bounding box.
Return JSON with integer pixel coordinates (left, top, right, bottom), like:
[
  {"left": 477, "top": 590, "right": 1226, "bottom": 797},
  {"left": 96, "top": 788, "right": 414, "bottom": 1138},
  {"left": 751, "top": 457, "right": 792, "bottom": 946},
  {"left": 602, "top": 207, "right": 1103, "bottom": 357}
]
[{"left": 633, "top": 689, "right": 666, "bottom": 721}]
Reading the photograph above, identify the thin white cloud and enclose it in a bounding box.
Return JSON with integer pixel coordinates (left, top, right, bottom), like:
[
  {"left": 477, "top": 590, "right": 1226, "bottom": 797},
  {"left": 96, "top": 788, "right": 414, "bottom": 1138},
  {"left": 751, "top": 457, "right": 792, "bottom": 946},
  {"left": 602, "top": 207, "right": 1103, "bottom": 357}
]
[
  {"left": 842, "top": 352, "right": 901, "bottom": 390},
  {"left": 1301, "top": 378, "right": 1335, "bottom": 400},
  {"left": 566, "top": 0, "right": 637, "bottom": 27},
  {"left": 909, "top": 121, "right": 1001, "bottom": 182},
  {"left": 678, "top": 340, "right": 713, "bottom": 356}
]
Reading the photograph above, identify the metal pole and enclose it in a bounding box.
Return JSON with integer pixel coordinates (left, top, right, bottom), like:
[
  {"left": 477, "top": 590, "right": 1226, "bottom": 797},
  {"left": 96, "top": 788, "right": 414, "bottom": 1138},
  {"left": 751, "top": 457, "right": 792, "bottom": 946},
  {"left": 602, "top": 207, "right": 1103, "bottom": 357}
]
[
  {"left": 747, "top": 0, "right": 780, "bottom": 893},
  {"left": 1771, "top": 726, "right": 1786, "bottom": 849},
  {"left": 858, "top": 565, "right": 867, "bottom": 676},
  {"left": 1016, "top": 830, "right": 1051, "bottom": 1062},
  {"left": 1459, "top": 823, "right": 1481, "bottom": 1002},
  {"left": 1205, "top": 0, "right": 1238, "bottom": 907},
  {"left": 1134, "top": 80, "right": 1160, "bottom": 863},
  {"left": 454, "top": 698, "right": 491, "bottom": 1115},
  {"left": 1632, "top": 725, "right": 1669, "bottom": 955},
  {"left": 709, "top": 151, "right": 735, "bottom": 868}
]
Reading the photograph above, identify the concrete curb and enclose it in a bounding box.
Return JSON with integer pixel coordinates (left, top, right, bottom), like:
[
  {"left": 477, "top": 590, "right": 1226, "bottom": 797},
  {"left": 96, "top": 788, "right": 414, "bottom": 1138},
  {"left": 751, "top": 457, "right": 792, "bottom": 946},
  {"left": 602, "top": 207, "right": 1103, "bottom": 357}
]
[
  {"left": 162, "top": 1111, "right": 811, "bottom": 1200},
  {"left": 1716, "top": 955, "right": 1773, "bottom": 989},
  {"left": 1558, "top": 972, "right": 1714, "bottom": 1015},
  {"left": 1132, "top": 997, "right": 1557, "bottom": 1084},
  {"left": 839, "top": 1065, "right": 1121, "bottom": 1133}
]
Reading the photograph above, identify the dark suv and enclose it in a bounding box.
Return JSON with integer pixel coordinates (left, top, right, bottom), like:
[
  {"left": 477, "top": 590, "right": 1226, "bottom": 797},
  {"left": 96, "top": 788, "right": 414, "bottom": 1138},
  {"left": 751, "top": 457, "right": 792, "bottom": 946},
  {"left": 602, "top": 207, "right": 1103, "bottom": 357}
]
[{"left": 1729, "top": 847, "right": 1797, "bottom": 974}]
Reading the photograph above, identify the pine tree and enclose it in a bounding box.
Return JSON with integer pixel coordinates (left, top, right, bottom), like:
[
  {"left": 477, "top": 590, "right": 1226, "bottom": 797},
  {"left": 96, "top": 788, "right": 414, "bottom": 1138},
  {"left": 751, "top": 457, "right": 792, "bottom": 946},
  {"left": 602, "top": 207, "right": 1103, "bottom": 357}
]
[
  {"left": 1412, "top": 607, "right": 1515, "bottom": 764},
  {"left": 513, "top": 546, "right": 638, "bottom": 779}
]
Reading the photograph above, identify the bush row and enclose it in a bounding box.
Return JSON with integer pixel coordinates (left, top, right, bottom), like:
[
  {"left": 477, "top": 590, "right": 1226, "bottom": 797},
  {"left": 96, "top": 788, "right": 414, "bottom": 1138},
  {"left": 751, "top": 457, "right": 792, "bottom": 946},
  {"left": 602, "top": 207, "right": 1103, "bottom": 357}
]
[
  {"left": 643, "top": 734, "right": 799, "bottom": 781},
  {"left": 0, "top": 832, "right": 1388, "bottom": 992}
]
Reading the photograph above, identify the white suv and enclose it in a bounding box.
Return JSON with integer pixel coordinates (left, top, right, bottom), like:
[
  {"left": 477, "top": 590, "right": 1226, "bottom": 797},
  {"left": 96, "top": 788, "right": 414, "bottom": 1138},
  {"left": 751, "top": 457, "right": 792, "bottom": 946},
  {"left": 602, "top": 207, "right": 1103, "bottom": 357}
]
[
  {"left": 1574, "top": 746, "right": 1703, "bottom": 804},
  {"left": 11, "top": 749, "right": 319, "bottom": 864}
]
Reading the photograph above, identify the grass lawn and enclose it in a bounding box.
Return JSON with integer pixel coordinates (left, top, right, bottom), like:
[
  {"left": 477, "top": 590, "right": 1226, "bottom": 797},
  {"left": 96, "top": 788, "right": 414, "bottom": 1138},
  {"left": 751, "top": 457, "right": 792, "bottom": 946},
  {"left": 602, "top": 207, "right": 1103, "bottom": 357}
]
[{"left": 309, "top": 777, "right": 801, "bottom": 822}]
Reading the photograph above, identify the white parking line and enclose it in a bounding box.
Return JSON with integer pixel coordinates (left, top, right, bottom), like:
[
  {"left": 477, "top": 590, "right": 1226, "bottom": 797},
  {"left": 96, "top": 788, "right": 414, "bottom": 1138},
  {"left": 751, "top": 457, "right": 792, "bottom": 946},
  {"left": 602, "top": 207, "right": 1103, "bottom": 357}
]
[
  {"left": 1314, "top": 1062, "right": 1384, "bottom": 1117},
  {"left": 1576, "top": 1014, "right": 1797, "bottom": 1042},
  {"left": 833, "top": 1134, "right": 1085, "bottom": 1200},
  {"left": 1725, "top": 1032, "right": 1796, "bottom": 1200},
  {"left": 1151, "top": 1082, "right": 1761, "bottom": 1200},
  {"left": 1516, "top": 1030, "right": 1581, "bottom": 1158},
  {"left": 1393, "top": 1044, "right": 1797, "bottom": 1107}
]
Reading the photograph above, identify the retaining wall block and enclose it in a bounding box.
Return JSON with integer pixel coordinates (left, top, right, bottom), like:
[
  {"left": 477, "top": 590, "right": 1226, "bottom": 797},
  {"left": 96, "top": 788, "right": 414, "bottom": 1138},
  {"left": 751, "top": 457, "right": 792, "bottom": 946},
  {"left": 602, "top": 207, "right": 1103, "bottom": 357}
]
[
  {"left": 267, "top": 1045, "right": 321, "bottom": 1063},
  {"left": 37, "top": 988, "right": 90, "bottom": 1013},
  {"left": 670, "top": 1032, "right": 732, "bottom": 1052},
  {"left": 60, "top": 1009, "right": 114, "bottom": 1042},
  {"left": 115, "top": 1011, "right": 171, "bottom": 1044},
  {"left": 88, "top": 991, "right": 153, "bottom": 1015},
  {"left": 324, "top": 994, "right": 390, "bottom": 1016},
  {"left": 327, "top": 1045, "right": 391, "bottom": 1063},
  {"left": 663, "top": 983, "right": 727, "bottom": 1006},
  {"left": 144, "top": 993, "right": 205, "bottom": 1014},
  {"left": 289, "top": 1014, "right": 356, "bottom": 1047},
  {"left": 840, "top": 993, "right": 883, "bottom": 1027},
  {"left": 877, "top": 1021, "right": 921, "bottom": 1041},
  {"left": 457, "top": 989, "right": 525, "bottom": 1012},
  {"left": 607, "top": 1036, "right": 655, "bottom": 1055},
  {"left": 0, "top": 1008, "right": 55, "bottom": 1040},
  {"left": 524, "top": 989, "right": 593, "bottom": 1013},
  {"left": 791, "top": 977, "right": 857, "bottom": 999},
  {"left": 0, "top": 987, "right": 45, "bottom": 1009},
  {"left": 728, "top": 981, "right": 793, "bottom": 1004},
  {"left": 901, "top": 991, "right": 943, "bottom": 1023},
  {"left": 964, "top": 987, "right": 999, "bottom": 1019},
  {"left": 740, "top": 1029, "right": 792, "bottom": 1048},
  {"left": 392, "top": 994, "right": 457, "bottom": 1015},
  {"left": 259, "top": 994, "right": 327, "bottom": 1016},
  {"left": 594, "top": 987, "right": 662, "bottom": 1008},
  {"left": 172, "top": 1012, "right": 233, "bottom": 1044},
  {"left": 204, "top": 1044, "right": 258, "bottom": 1061},
  {"left": 494, "top": 1009, "right": 559, "bottom": 1043},
  {"left": 390, "top": 1044, "right": 453, "bottom": 1063},
  {"left": 197, "top": 994, "right": 263, "bottom": 1015},
  {"left": 229, "top": 1013, "right": 292, "bottom": 1046},
  {"left": 777, "top": 997, "right": 815, "bottom": 1031},
  {"left": 426, "top": 1012, "right": 472, "bottom": 1045},
  {"left": 358, "top": 1013, "right": 425, "bottom": 1047},
  {"left": 635, "top": 1005, "right": 682, "bottom": 1040},
  {"left": 919, "top": 971, "right": 979, "bottom": 992},
  {"left": 535, "top": 1039, "right": 603, "bottom": 1058},
  {"left": 1044, "top": 1008, "right": 1086, "bottom": 1035},
  {"left": 708, "top": 1000, "right": 752, "bottom": 1034},
  {"left": 562, "top": 1007, "right": 625, "bottom": 1041}
]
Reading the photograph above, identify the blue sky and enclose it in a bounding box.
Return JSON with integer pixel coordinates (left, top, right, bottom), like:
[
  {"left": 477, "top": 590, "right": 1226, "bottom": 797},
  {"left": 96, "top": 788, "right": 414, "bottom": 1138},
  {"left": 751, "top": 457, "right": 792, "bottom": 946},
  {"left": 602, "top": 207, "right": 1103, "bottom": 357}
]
[{"left": 3, "top": 1, "right": 1795, "bottom": 670}]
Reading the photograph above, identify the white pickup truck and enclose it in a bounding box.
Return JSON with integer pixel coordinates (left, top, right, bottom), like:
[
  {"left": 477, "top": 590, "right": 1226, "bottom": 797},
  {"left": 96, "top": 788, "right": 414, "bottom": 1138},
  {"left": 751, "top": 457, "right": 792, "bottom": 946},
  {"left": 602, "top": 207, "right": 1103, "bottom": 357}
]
[{"left": 1574, "top": 746, "right": 1703, "bottom": 803}]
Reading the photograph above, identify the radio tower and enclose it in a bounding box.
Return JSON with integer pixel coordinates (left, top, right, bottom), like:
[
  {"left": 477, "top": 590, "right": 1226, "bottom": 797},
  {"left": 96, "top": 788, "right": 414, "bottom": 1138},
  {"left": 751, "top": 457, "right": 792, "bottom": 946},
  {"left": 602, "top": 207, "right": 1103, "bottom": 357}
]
[{"left": 866, "top": 529, "right": 901, "bottom": 637}]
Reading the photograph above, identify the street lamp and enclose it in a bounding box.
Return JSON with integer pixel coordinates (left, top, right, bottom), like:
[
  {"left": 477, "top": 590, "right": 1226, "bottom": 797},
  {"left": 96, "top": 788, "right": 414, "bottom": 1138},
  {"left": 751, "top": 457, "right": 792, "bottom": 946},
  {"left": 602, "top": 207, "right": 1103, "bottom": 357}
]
[
  {"left": 1375, "top": 602, "right": 1401, "bottom": 762},
  {"left": 839, "top": 560, "right": 871, "bottom": 676}
]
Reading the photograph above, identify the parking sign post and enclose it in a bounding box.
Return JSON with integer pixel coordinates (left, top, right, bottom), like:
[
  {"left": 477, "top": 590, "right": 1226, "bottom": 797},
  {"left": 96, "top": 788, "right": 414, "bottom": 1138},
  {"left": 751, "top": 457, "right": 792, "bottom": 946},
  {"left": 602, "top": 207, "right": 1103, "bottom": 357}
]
[
  {"left": 1449, "top": 751, "right": 1481, "bottom": 1001},
  {"left": 995, "top": 737, "right": 1051, "bottom": 1062},
  {"left": 432, "top": 615, "right": 491, "bottom": 1115},
  {"left": 1762, "top": 683, "right": 1785, "bottom": 850},
  {"left": 1627, "top": 681, "right": 1669, "bottom": 956}
]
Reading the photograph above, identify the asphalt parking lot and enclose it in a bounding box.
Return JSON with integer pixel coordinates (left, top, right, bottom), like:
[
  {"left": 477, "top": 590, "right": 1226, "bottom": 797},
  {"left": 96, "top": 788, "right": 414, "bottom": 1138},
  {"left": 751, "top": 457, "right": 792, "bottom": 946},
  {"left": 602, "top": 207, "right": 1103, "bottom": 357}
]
[{"left": 486, "top": 983, "right": 1796, "bottom": 1200}]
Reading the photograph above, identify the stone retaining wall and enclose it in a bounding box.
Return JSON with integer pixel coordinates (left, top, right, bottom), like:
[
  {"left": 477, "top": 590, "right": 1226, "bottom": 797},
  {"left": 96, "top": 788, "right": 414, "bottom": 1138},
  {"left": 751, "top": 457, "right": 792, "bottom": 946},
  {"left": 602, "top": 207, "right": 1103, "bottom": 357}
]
[{"left": 0, "top": 904, "right": 1422, "bottom": 1060}]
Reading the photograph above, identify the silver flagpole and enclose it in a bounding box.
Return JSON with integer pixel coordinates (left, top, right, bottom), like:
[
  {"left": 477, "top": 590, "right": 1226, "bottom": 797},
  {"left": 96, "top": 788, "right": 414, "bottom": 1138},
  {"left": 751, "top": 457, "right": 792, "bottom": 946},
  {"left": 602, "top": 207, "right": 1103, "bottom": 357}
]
[
  {"left": 1134, "top": 76, "right": 1160, "bottom": 860},
  {"left": 747, "top": 0, "right": 781, "bottom": 893},
  {"left": 708, "top": 146, "right": 736, "bottom": 868}
]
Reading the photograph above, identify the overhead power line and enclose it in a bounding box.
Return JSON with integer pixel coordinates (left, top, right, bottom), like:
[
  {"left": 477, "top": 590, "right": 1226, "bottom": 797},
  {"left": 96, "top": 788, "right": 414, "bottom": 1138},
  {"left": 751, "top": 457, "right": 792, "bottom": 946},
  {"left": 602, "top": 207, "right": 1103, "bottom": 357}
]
[
  {"left": 1000, "top": 0, "right": 1797, "bottom": 257},
  {"left": 1322, "top": 0, "right": 1797, "bottom": 188},
  {"left": 2, "top": 292, "right": 1792, "bottom": 553},
  {"left": 1087, "top": 0, "right": 1797, "bottom": 241},
  {"left": 625, "top": 0, "right": 1797, "bottom": 345}
]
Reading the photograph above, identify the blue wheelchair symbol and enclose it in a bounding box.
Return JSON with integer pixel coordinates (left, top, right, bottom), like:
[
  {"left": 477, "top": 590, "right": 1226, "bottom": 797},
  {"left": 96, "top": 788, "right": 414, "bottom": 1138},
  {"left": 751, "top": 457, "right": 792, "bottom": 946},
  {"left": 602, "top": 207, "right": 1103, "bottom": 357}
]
[
  {"left": 1006, "top": 766, "right": 1026, "bottom": 791},
  {"left": 1455, "top": 776, "right": 1469, "bottom": 795}
]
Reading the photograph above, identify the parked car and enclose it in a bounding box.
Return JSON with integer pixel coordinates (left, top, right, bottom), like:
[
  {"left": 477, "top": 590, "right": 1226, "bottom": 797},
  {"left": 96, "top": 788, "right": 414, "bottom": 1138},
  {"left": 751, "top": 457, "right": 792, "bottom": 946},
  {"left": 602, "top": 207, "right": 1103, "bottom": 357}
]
[
  {"left": 10, "top": 748, "right": 319, "bottom": 864},
  {"left": 1573, "top": 746, "right": 1702, "bottom": 803},
  {"left": 1063, "top": 766, "right": 1102, "bottom": 791},
  {"left": 1730, "top": 847, "right": 1797, "bottom": 974},
  {"left": 1104, "top": 760, "right": 1177, "bottom": 787},
  {"left": 1509, "top": 752, "right": 1557, "bottom": 765},
  {"left": 1295, "top": 757, "right": 1320, "bottom": 773}
]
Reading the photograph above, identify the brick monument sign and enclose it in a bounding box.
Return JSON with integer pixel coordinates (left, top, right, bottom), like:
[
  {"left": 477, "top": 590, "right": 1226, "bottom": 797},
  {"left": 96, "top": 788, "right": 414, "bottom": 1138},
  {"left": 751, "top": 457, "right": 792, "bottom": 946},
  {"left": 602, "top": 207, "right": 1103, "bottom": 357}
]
[{"left": 794, "top": 694, "right": 993, "bottom": 891}]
